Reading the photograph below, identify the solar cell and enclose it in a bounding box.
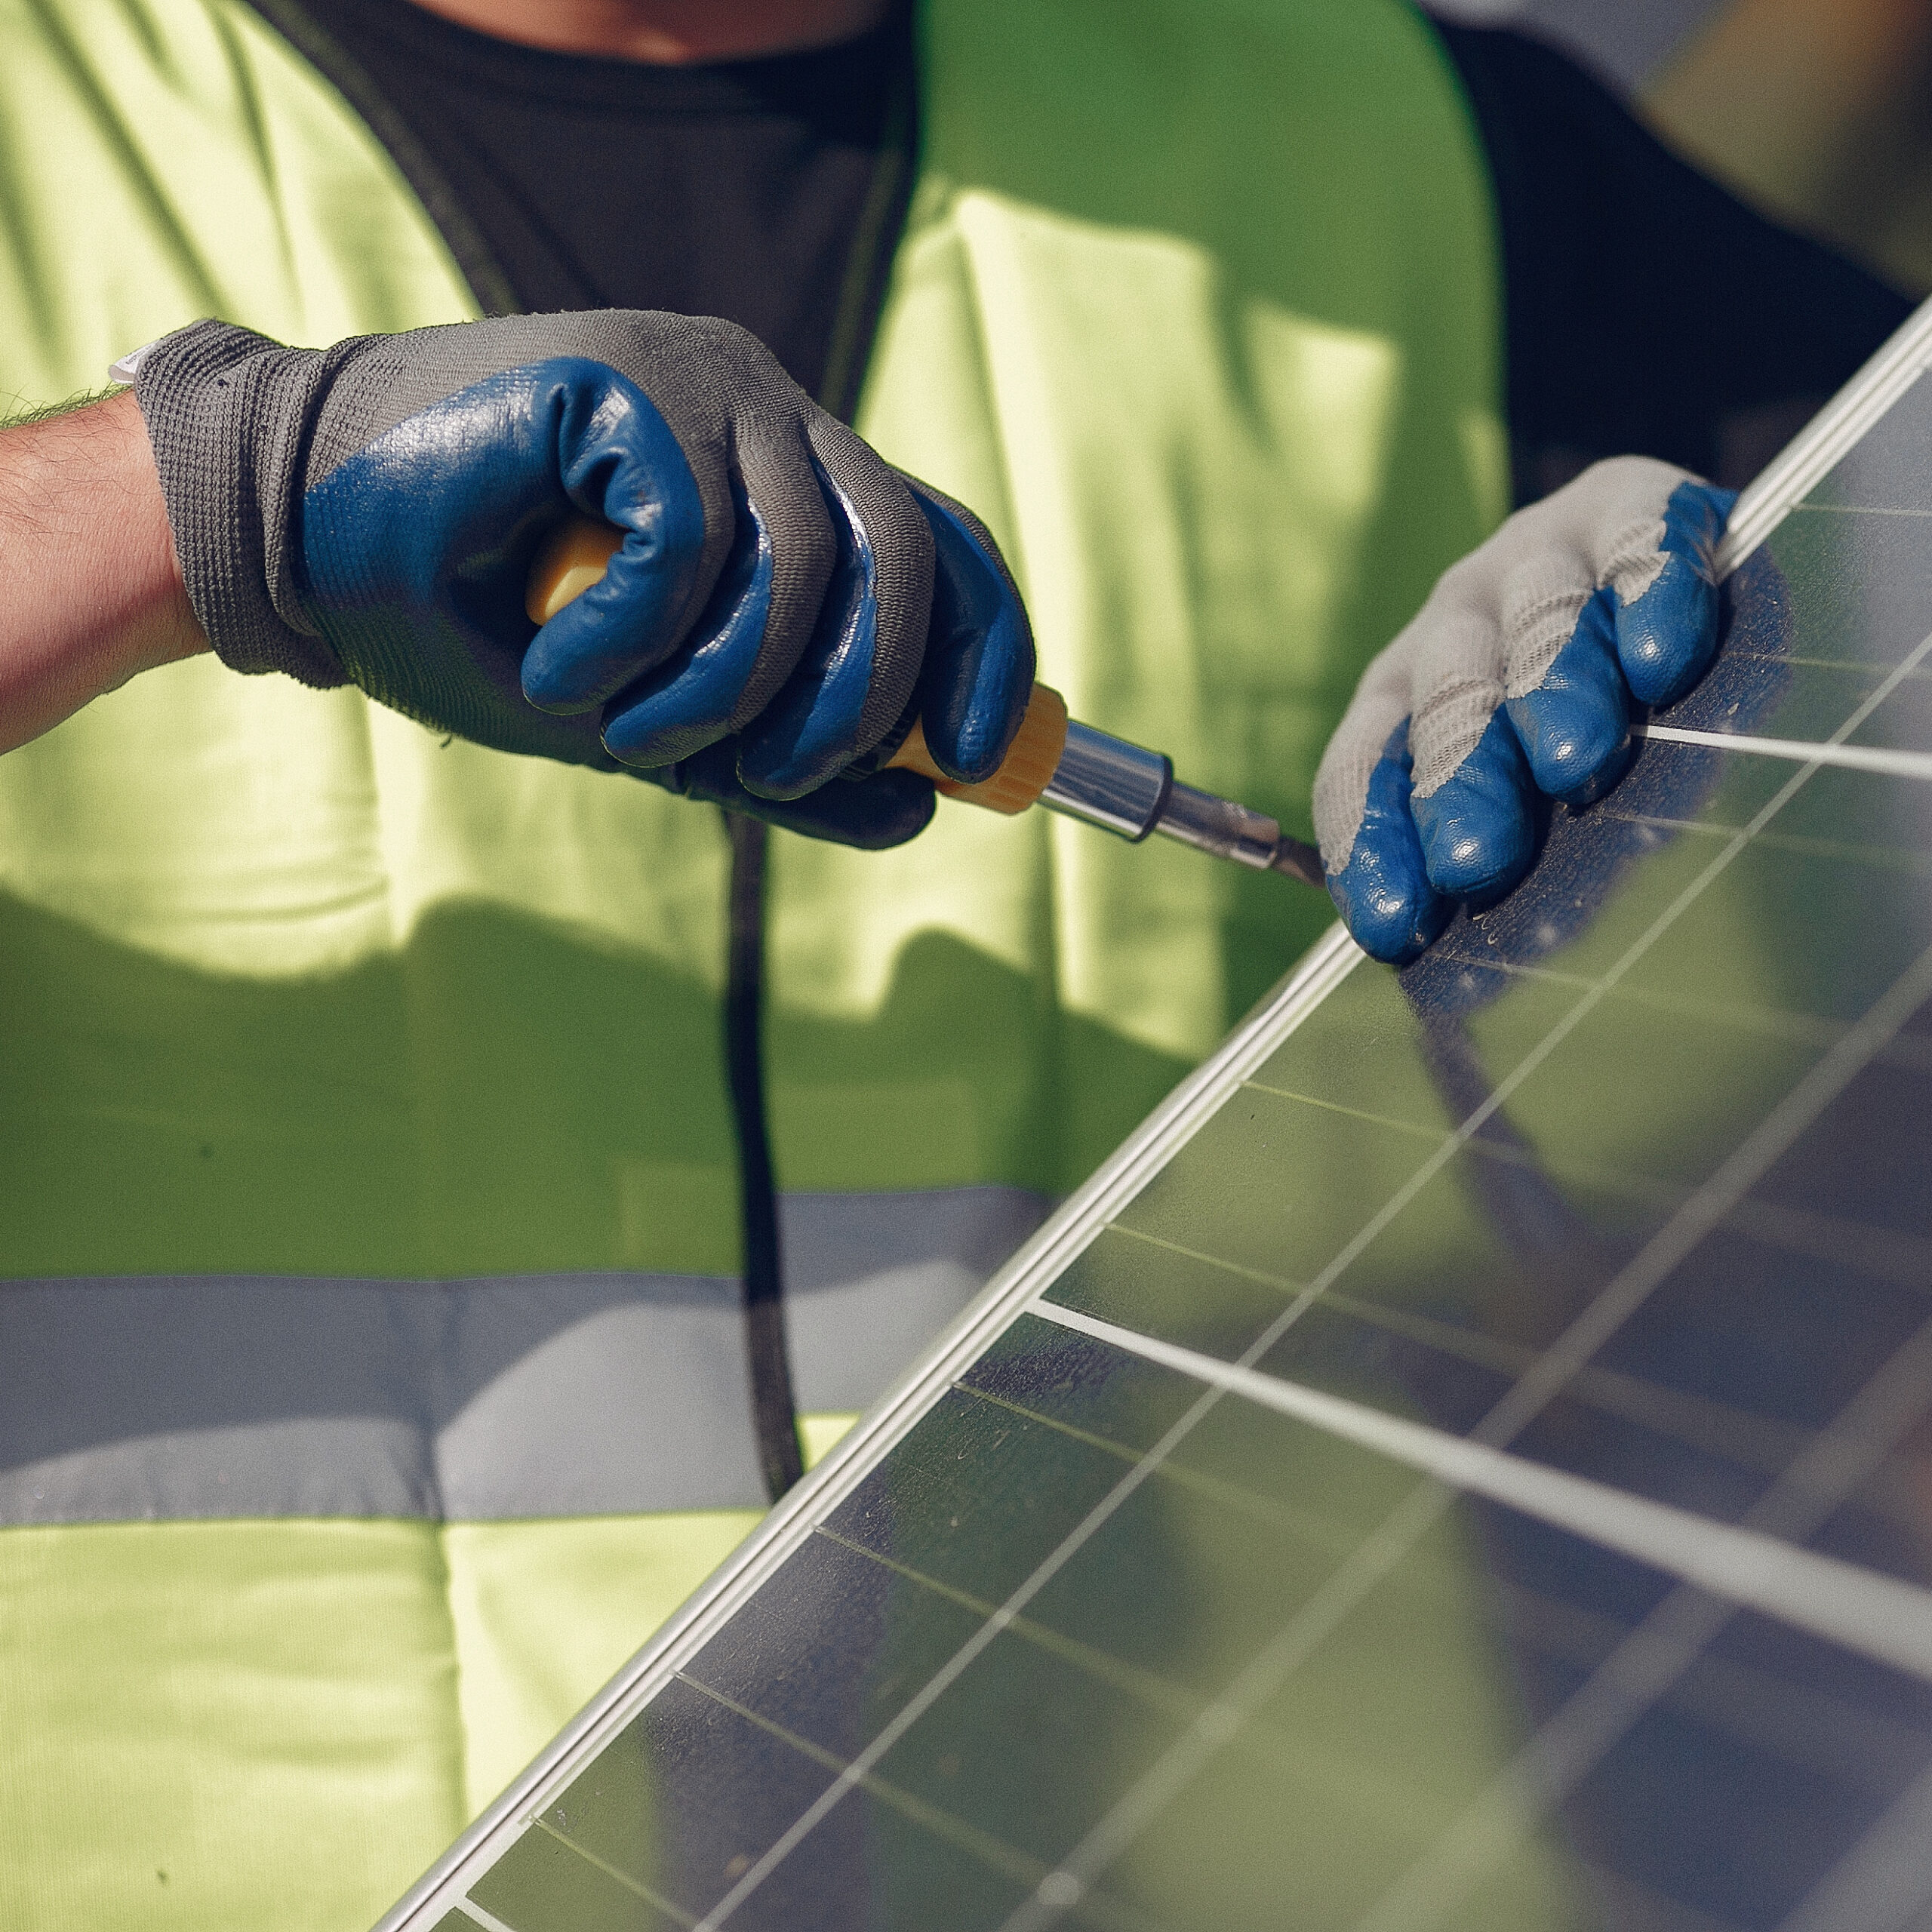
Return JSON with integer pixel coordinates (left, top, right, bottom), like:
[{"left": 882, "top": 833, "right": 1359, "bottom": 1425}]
[{"left": 377, "top": 294, "right": 1932, "bottom": 1932}]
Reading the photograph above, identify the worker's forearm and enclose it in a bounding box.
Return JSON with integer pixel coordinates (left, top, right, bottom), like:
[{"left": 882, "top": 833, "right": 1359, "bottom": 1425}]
[{"left": 0, "top": 388, "right": 207, "bottom": 755}]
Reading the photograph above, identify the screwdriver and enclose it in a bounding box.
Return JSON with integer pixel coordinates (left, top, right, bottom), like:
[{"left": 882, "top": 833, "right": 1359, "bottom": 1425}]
[{"left": 527, "top": 518, "right": 1325, "bottom": 888}]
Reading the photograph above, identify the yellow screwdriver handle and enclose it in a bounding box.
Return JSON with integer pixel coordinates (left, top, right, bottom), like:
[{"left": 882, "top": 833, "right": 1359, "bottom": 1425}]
[{"left": 525, "top": 516, "right": 1069, "bottom": 816}]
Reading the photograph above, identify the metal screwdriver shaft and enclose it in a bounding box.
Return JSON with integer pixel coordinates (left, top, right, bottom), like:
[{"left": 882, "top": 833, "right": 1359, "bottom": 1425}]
[
  {"left": 527, "top": 516, "right": 1326, "bottom": 891},
  {"left": 1034, "top": 718, "right": 1324, "bottom": 885}
]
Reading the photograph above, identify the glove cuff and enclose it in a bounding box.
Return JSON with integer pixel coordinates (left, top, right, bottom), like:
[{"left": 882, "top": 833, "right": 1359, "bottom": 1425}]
[{"left": 135, "top": 319, "right": 349, "bottom": 689}]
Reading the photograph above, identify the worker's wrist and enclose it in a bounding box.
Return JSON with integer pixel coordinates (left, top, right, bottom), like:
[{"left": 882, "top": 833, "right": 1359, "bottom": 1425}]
[{"left": 0, "top": 386, "right": 208, "bottom": 756}]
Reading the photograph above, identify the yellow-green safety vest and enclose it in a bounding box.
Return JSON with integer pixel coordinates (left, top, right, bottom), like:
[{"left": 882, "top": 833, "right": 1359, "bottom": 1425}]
[{"left": 0, "top": 1, "right": 1503, "bottom": 1924}]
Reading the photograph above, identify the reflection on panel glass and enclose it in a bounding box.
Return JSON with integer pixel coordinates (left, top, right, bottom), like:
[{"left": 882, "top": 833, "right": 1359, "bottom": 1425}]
[{"left": 384, "top": 351, "right": 1932, "bottom": 1930}]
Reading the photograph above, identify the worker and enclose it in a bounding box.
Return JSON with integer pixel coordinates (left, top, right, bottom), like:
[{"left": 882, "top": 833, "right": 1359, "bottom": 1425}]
[{"left": 0, "top": 1, "right": 1910, "bottom": 1926}]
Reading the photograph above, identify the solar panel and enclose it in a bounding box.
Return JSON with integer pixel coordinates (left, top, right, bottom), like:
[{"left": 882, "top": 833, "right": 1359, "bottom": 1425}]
[{"left": 376, "top": 295, "right": 1932, "bottom": 1932}]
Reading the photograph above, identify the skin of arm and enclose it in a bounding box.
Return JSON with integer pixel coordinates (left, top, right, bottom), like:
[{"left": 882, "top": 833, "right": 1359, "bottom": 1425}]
[
  {"left": 0, "top": 0, "right": 883, "bottom": 757},
  {"left": 0, "top": 389, "right": 205, "bottom": 756},
  {"left": 406, "top": 0, "right": 889, "bottom": 62}
]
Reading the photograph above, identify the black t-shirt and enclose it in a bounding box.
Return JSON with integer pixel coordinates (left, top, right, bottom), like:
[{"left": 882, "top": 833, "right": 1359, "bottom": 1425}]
[
  {"left": 281, "top": 0, "right": 914, "bottom": 411},
  {"left": 263, "top": 2, "right": 1909, "bottom": 498}
]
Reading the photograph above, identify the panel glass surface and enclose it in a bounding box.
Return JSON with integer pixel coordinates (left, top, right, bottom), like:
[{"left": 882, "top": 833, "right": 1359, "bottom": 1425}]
[{"left": 382, "top": 321, "right": 1932, "bottom": 1932}]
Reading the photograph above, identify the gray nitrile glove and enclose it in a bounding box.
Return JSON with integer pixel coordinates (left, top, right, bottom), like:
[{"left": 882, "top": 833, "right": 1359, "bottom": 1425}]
[{"left": 131, "top": 312, "right": 1034, "bottom": 849}]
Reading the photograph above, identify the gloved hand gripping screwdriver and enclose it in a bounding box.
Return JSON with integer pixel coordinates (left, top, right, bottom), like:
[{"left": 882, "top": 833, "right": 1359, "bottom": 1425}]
[{"left": 528, "top": 519, "right": 1324, "bottom": 887}]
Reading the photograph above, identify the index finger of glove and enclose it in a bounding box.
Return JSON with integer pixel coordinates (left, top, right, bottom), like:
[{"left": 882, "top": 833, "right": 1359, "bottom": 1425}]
[
  {"left": 596, "top": 422, "right": 841, "bottom": 768},
  {"left": 517, "top": 365, "right": 714, "bottom": 715},
  {"left": 902, "top": 481, "right": 1034, "bottom": 785},
  {"left": 733, "top": 419, "right": 934, "bottom": 801},
  {"left": 521, "top": 379, "right": 838, "bottom": 721},
  {"left": 1320, "top": 717, "right": 1453, "bottom": 964},
  {"left": 598, "top": 473, "right": 776, "bottom": 769},
  {"left": 1314, "top": 635, "right": 1450, "bottom": 964}
]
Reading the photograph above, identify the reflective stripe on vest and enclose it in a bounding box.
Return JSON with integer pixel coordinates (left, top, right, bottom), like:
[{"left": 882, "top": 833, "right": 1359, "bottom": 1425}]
[{"left": 0, "top": 1187, "right": 1047, "bottom": 1525}]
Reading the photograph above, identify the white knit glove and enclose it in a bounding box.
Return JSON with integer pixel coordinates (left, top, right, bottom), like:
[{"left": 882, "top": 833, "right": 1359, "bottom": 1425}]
[{"left": 1314, "top": 457, "right": 1734, "bottom": 962}]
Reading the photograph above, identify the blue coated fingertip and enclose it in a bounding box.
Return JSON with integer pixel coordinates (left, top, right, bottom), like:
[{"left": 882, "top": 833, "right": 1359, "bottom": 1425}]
[
  {"left": 519, "top": 361, "right": 709, "bottom": 715},
  {"left": 1327, "top": 722, "right": 1452, "bottom": 966},
  {"left": 601, "top": 481, "right": 773, "bottom": 768},
  {"left": 1412, "top": 710, "right": 1537, "bottom": 898},
  {"left": 910, "top": 491, "right": 1033, "bottom": 783},
  {"left": 1614, "top": 480, "right": 1737, "bottom": 708},
  {"left": 734, "top": 463, "right": 878, "bottom": 798},
  {"left": 1506, "top": 586, "right": 1632, "bottom": 806}
]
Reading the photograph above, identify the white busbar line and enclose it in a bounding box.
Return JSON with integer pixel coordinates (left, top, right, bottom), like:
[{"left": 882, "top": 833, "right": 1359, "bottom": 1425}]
[
  {"left": 1636, "top": 721, "right": 1932, "bottom": 784},
  {"left": 1029, "top": 1300, "right": 1932, "bottom": 1686},
  {"left": 452, "top": 1899, "right": 521, "bottom": 1932}
]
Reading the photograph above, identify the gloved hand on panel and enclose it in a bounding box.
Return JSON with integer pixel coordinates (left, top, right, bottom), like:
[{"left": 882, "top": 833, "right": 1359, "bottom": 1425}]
[
  {"left": 131, "top": 312, "right": 1033, "bottom": 850},
  {"left": 1313, "top": 457, "right": 1735, "bottom": 963}
]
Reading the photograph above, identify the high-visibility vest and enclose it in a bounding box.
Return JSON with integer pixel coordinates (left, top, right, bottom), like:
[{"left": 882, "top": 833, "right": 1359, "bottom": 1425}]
[{"left": 0, "top": 1, "right": 1503, "bottom": 1924}]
